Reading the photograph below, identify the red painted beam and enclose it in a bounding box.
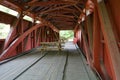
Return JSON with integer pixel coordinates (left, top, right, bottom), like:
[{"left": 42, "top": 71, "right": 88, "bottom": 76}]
[
  {"left": 0, "top": 23, "right": 44, "bottom": 61},
  {"left": 92, "top": 7, "right": 106, "bottom": 79},
  {"left": 3, "top": 12, "right": 23, "bottom": 50},
  {"left": 38, "top": 18, "right": 59, "bottom": 33},
  {"left": 26, "top": 1, "right": 77, "bottom": 6},
  {"left": 93, "top": 0, "right": 120, "bottom": 80}
]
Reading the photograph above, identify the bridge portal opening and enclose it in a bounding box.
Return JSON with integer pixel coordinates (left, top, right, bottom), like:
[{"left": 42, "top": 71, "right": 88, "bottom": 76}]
[{"left": 60, "top": 30, "right": 74, "bottom": 41}]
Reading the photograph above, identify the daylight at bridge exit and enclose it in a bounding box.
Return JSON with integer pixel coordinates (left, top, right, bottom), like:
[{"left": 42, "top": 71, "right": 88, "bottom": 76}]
[{"left": 0, "top": 0, "right": 120, "bottom": 80}]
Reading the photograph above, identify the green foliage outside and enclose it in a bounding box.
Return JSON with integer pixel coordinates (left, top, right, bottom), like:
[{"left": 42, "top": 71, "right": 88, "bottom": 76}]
[
  {"left": 0, "top": 23, "right": 10, "bottom": 39},
  {"left": 0, "top": 5, "right": 14, "bottom": 39},
  {"left": 0, "top": 5, "right": 33, "bottom": 39},
  {"left": 60, "top": 30, "right": 74, "bottom": 41}
]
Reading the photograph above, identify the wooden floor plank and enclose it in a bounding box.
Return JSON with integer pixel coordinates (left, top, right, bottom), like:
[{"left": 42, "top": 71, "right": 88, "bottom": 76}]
[
  {"left": 64, "top": 42, "right": 97, "bottom": 80},
  {"left": 0, "top": 50, "right": 46, "bottom": 80},
  {"left": 0, "top": 42, "right": 98, "bottom": 80},
  {"left": 16, "top": 51, "right": 67, "bottom": 80}
]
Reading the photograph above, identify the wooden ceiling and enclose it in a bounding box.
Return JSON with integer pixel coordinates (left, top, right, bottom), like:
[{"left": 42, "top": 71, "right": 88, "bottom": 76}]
[{"left": 0, "top": 0, "right": 87, "bottom": 30}]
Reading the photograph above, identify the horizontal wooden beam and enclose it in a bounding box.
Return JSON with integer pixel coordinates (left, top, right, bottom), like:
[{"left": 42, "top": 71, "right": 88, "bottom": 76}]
[
  {"left": 54, "top": 23, "right": 75, "bottom": 27},
  {"left": 51, "top": 20, "right": 76, "bottom": 23},
  {"left": 48, "top": 14, "right": 75, "bottom": 19},
  {"left": 74, "top": 5, "right": 82, "bottom": 12},
  {"left": 40, "top": 8, "right": 78, "bottom": 15},
  {"left": 36, "top": 5, "right": 74, "bottom": 15},
  {"left": 58, "top": 26, "right": 74, "bottom": 30},
  {"left": 27, "top": 0, "right": 38, "bottom": 4},
  {"left": 26, "top": 1, "right": 77, "bottom": 6}
]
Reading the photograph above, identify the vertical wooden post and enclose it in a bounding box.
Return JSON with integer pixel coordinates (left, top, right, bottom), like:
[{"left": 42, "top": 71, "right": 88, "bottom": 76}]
[
  {"left": 92, "top": 7, "right": 107, "bottom": 79},
  {"left": 4, "top": 12, "right": 22, "bottom": 50},
  {"left": 93, "top": 7, "right": 101, "bottom": 68},
  {"left": 86, "top": 14, "right": 93, "bottom": 54},
  {"left": 40, "top": 28, "right": 42, "bottom": 43},
  {"left": 95, "top": 0, "right": 120, "bottom": 79},
  {"left": 79, "top": 24, "right": 92, "bottom": 65},
  {"left": 17, "top": 12, "right": 24, "bottom": 53},
  {"left": 36, "top": 28, "right": 40, "bottom": 46},
  {"left": 31, "top": 19, "right": 36, "bottom": 48}
]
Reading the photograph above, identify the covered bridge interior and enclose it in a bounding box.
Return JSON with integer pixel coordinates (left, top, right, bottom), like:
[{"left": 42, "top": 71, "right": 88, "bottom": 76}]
[{"left": 0, "top": 0, "right": 120, "bottom": 80}]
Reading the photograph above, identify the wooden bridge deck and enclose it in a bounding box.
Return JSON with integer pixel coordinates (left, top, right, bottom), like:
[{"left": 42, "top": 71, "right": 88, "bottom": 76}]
[{"left": 0, "top": 42, "right": 98, "bottom": 80}]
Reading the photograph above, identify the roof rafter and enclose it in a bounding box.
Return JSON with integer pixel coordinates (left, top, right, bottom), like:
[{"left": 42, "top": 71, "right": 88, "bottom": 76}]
[
  {"left": 37, "top": 17, "right": 59, "bottom": 32},
  {"left": 5, "top": 0, "right": 25, "bottom": 10},
  {"left": 26, "top": 1, "right": 77, "bottom": 7},
  {"left": 27, "top": 0, "right": 39, "bottom": 4},
  {"left": 0, "top": 0, "right": 85, "bottom": 30},
  {"left": 39, "top": 8, "right": 78, "bottom": 16},
  {"left": 47, "top": 14, "right": 75, "bottom": 19},
  {"left": 50, "top": 17, "right": 76, "bottom": 21},
  {"left": 35, "top": 5, "right": 75, "bottom": 15},
  {"left": 23, "top": 11, "right": 59, "bottom": 32},
  {"left": 74, "top": 5, "right": 83, "bottom": 12}
]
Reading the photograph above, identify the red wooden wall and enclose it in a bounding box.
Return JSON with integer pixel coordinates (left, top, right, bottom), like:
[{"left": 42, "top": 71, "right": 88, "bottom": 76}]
[
  {"left": 74, "top": 0, "right": 120, "bottom": 80},
  {"left": 0, "top": 11, "right": 59, "bottom": 61}
]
